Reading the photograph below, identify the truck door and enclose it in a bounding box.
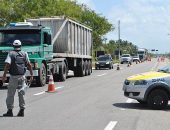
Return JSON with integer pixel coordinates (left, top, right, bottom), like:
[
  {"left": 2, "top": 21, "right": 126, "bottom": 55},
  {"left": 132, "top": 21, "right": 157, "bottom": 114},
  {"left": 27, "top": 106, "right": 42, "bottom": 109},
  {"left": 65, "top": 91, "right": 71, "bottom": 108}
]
[{"left": 43, "top": 32, "right": 53, "bottom": 60}]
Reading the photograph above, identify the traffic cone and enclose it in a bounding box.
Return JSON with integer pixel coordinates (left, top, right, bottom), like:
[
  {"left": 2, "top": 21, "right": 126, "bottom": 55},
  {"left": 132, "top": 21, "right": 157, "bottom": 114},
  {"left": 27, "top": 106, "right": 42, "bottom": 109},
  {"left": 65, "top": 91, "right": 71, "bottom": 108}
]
[
  {"left": 117, "top": 64, "right": 120, "bottom": 70},
  {"left": 47, "top": 74, "right": 56, "bottom": 93},
  {"left": 127, "top": 62, "right": 130, "bottom": 67}
]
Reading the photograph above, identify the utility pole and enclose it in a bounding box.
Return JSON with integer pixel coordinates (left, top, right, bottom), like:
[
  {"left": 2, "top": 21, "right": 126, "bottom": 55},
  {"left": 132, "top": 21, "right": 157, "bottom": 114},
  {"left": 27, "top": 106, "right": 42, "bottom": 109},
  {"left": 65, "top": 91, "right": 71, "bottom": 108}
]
[{"left": 118, "top": 20, "right": 121, "bottom": 61}]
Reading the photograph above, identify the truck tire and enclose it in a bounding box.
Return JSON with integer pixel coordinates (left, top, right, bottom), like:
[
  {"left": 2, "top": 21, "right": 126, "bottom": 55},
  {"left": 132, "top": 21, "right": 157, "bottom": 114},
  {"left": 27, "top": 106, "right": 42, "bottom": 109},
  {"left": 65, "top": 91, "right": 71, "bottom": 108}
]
[
  {"left": 59, "top": 62, "right": 67, "bottom": 81},
  {"left": 36, "top": 63, "right": 47, "bottom": 87},
  {"left": 73, "top": 68, "right": 79, "bottom": 77},
  {"left": 78, "top": 61, "right": 85, "bottom": 77},
  {"left": 85, "top": 60, "right": 88, "bottom": 76},
  {"left": 87, "top": 61, "right": 91, "bottom": 75},
  {"left": 147, "top": 89, "right": 168, "bottom": 109}
]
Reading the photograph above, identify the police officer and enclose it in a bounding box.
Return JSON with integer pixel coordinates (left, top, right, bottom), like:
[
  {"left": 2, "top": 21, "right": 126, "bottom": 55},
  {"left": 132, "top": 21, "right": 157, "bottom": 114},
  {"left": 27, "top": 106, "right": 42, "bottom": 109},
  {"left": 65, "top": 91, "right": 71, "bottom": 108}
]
[{"left": 2, "top": 40, "right": 33, "bottom": 117}]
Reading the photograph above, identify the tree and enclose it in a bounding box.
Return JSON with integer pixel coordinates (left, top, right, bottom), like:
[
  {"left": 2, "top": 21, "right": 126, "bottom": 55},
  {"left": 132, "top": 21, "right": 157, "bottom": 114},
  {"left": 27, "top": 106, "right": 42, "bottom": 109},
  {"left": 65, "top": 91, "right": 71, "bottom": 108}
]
[{"left": 0, "top": 0, "right": 113, "bottom": 50}]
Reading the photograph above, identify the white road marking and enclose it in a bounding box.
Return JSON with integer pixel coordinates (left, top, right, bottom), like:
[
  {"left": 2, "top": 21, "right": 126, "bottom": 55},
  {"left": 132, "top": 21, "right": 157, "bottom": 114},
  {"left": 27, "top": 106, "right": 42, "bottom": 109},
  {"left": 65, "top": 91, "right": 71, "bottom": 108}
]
[
  {"left": 55, "top": 86, "right": 65, "bottom": 90},
  {"left": 104, "top": 121, "right": 117, "bottom": 130},
  {"left": 34, "top": 91, "right": 45, "bottom": 96},
  {"left": 126, "top": 98, "right": 134, "bottom": 103},
  {"left": 97, "top": 73, "right": 107, "bottom": 77},
  {"left": 34, "top": 86, "right": 65, "bottom": 96}
]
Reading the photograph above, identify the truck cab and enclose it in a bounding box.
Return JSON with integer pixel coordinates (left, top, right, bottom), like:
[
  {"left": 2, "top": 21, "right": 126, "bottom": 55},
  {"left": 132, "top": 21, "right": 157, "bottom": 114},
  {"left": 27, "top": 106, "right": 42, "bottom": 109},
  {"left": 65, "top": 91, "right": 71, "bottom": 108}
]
[{"left": 0, "top": 22, "right": 53, "bottom": 86}]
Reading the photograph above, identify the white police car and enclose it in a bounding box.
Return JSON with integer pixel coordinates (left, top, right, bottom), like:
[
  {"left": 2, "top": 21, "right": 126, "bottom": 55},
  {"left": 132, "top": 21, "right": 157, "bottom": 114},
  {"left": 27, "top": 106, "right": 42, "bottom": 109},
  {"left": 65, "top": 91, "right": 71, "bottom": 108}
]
[{"left": 123, "top": 64, "right": 170, "bottom": 109}]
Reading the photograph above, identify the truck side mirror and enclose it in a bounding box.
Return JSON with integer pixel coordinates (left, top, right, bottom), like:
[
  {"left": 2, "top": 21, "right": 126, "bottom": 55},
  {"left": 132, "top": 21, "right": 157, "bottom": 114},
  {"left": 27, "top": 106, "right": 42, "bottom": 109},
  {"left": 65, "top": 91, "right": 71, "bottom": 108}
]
[{"left": 43, "top": 32, "right": 51, "bottom": 45}]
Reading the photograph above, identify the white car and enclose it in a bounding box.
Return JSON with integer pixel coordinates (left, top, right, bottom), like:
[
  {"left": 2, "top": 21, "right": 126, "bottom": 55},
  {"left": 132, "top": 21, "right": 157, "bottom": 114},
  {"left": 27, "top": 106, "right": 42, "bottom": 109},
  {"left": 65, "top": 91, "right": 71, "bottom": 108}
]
[
  {"left": 123, "top": 64, "right": 170, "bottom": 109},
  {"left": 120, "top": 54, "right": 132, "bottom": 64},
  {"left": 132, "top": 56, "right": 140, "bottom": 62}
]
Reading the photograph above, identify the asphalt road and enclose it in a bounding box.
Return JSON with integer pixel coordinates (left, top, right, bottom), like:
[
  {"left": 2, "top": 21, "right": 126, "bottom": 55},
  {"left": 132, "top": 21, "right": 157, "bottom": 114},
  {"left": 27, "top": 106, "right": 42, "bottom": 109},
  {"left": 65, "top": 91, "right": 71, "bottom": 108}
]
[{"left": 0, "top": 58, "right": 169, "bottom": 130}]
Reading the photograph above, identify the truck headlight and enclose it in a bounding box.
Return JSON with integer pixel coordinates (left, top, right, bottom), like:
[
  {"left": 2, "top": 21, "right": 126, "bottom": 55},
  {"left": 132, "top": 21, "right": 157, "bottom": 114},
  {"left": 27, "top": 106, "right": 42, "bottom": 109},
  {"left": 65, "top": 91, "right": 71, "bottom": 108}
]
[
  {"left": 106, "top": 61, "right": 110, "bottom": 64},
  {"left": 133, "top": 80, "right": 148, "bottom": 85}
]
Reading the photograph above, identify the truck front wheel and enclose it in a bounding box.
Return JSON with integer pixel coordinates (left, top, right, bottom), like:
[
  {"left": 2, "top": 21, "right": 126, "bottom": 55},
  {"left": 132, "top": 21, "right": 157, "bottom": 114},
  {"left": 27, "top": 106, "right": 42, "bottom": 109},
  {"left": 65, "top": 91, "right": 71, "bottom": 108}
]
[
  {"left": 36, "top": 63, "right": 47, "bottom": 87},
  {"left": 147, "top": 89, "right": 168, "bottom": 109}
]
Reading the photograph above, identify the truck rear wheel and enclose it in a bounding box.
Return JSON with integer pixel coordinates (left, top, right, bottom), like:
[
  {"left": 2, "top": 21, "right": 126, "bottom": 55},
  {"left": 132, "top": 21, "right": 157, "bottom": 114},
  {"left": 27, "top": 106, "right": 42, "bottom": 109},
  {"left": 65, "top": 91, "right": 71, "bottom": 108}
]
[
  {"left": 85, "top": 60, "right": 88, "bottom": 76},
  {"left": 78, "top": 60, "right": 85, "bottom": 77},
  {"left": 36, "top": 63, "right": 47, "bottom": 87},
  {"left": 147, "top": 89, "right": 168, "bottom": 109},
  {"left": 59, "top": 62, "right": 67, "bottom": 81},
  {"left": 87, "top": 61, "right": 91, "bottom": 75}
]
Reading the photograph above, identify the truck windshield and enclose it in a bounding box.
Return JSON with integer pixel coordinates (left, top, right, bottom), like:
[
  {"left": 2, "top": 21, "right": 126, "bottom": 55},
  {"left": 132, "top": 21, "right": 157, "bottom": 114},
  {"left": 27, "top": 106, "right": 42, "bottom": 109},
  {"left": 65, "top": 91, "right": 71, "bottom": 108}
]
[
  {"left": 0, "top": 30, "right": 41, "bottom": 46},
  {"left": 138, "top": 51, "right": 145, "bottom": 54}
]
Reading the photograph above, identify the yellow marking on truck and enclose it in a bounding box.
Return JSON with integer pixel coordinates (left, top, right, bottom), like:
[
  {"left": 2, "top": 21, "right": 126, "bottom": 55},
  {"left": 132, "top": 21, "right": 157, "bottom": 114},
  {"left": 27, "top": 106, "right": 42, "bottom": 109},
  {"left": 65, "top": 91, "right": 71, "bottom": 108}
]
[{"left": 127, "top": 71, "right": 170, "bottom": 81}]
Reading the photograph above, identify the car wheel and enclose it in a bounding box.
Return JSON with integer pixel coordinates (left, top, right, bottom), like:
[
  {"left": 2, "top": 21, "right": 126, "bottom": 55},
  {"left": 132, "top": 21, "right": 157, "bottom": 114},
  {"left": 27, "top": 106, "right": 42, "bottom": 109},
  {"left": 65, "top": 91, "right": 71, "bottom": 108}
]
[
  {"left": 147, "top": 89, "right": 168, "bottom": 109},
  {"left": 112, "top": 64, "right": 114, "bottom": 69},
  {"left": 109, "top": 64, "right": 112, "bottom": 69}
]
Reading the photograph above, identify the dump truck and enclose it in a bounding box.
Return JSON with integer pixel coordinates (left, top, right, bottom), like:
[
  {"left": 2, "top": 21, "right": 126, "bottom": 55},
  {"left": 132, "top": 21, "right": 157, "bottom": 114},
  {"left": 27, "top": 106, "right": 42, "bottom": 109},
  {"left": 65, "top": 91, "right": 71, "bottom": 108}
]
[{"left": 0, "top": 16, "right": 92, "bottom": 86}]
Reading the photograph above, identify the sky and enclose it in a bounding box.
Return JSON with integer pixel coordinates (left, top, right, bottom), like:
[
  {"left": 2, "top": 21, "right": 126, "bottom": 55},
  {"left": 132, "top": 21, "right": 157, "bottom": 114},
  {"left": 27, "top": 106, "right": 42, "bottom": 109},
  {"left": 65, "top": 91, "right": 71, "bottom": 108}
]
[{"left": 77, "top": 0, "right": 170, "bottom": 53}]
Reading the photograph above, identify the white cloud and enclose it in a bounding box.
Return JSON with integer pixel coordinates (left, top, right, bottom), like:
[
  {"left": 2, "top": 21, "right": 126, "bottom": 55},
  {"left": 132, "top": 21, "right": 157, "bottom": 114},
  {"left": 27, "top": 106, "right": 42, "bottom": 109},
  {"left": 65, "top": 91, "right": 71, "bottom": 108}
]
[
  {"left": 107, "top": 0, "right": 170, "bottom": 52},
  {"left": 74, "top": 0, "right": 170, "bottom": 52}
]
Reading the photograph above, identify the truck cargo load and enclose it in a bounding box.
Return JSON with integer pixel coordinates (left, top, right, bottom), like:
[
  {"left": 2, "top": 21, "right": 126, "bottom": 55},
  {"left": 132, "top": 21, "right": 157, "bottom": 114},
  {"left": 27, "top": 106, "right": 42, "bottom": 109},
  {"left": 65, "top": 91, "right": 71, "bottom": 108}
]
[{"left": 27, "top": 16, "right": 92, "bottom": 58}]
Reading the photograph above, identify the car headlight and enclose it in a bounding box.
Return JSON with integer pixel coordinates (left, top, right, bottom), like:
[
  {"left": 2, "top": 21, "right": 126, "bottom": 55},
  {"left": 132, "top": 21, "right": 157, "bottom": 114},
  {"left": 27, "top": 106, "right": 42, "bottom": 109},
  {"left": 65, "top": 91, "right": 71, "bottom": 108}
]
[
  {"left": 133, "top": 80, "right": 148, "bottom": 85},
  {"left": 96, "top": 62, "right": 99, "bottom": 64},
  {"left": 106, "top": 61, "right": 110, "bottom": 64}
]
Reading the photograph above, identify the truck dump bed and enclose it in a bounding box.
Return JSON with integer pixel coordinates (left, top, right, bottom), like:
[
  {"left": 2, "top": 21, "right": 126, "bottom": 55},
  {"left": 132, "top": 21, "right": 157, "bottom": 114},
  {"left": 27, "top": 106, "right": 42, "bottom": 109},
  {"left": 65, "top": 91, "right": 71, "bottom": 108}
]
[{"left": 27, "top": 16, "right": 92, "bottom": 58}]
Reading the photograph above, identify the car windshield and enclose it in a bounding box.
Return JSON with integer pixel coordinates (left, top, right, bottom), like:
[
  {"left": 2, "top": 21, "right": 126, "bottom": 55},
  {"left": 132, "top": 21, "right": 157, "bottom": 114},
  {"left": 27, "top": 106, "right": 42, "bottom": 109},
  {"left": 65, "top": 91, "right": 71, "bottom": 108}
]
[
  {"left": 0, "top": 30, "right": 41, "bottom": 46},
  {"left": 98, "top": 56, "right": 110, "bottom": 61},
  {"left": 122, "top": 55, "right": 130, "bottom": 57},
  {"left": 158, "top": 65, "right": 170, "bottom": 73}
]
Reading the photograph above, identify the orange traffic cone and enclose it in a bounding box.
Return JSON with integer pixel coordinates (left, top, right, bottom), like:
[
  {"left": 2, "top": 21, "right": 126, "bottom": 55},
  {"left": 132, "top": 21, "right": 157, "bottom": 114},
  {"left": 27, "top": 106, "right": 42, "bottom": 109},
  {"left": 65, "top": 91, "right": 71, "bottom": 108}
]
[
  {"left": 127, "top": 62, "right": 130, "bottom": 67},
  {"left": 47, "top": 74, "right": 56, "bottom": 93}
]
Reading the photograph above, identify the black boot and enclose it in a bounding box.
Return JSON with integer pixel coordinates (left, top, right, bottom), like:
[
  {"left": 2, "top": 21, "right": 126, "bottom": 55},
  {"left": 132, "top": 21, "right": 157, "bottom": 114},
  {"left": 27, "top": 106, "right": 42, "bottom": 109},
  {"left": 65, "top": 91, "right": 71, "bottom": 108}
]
[
  {"left": 3, "top": 109, "right": 13, "bottom": 117},
  {"left": 17, "top": 109, "right": 24, "bottom": 117}
]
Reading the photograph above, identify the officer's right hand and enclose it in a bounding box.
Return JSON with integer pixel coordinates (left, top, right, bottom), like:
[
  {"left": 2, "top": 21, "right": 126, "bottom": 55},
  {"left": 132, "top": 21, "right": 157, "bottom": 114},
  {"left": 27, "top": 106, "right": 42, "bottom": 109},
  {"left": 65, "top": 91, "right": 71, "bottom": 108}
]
[{"left": 29, "top": 75, "right": 33, "bottom": 82}]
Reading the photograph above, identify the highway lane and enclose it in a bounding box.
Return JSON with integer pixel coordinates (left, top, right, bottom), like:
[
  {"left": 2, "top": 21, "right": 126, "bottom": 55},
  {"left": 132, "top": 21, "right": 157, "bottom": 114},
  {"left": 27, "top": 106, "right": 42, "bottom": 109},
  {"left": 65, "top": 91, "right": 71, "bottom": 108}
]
[{"left": 0, "top": 58, "right": 169, "bottom": 130}]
